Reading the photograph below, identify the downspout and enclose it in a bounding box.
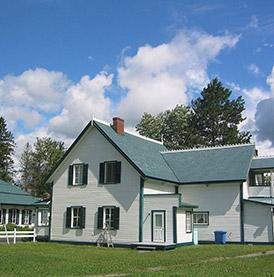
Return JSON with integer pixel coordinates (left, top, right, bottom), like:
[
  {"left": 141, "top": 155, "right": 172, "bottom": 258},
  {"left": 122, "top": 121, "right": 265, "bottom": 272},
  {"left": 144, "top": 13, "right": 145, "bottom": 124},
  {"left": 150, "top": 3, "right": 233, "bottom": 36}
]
[
  {"left": 271, "top": 170, "right": 274, "bottom": 205},
  {"left": 48, "top": 182, "right": 53, "bottom": 241},
  {"left": 240, "top": 183, "right": 245, "bottom": 243},
  {"left": 139, "top": 177, "right": 144, "bottom": 242}
]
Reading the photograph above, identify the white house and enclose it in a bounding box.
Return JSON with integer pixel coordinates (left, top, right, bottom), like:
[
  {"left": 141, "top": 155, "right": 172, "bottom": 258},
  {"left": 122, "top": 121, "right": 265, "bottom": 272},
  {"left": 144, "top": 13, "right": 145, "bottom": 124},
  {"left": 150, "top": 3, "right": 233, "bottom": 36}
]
[
  {"left": 47, "top": 117, "right": 274, "bottom": 249},
  {"left": 0, "top": 179, "right": 50, "bottom": 239}
]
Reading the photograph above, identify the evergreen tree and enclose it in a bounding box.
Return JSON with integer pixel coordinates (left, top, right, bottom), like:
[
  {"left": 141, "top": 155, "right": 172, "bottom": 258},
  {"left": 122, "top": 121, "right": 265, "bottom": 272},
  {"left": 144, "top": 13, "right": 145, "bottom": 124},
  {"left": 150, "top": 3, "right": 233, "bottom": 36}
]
[
  {"left": 19, "top": 137, "right": 66, "bottom": 198},
  {"left": 136, "top": 105, "right": 192, "bottom": 150},
  {"left": 0, "top": 117, "right": 15, "bottom": 182},
  {"left": 190, "top": 78, "right": 251, "bottom": 146},
  {"left": 136, "top": 113, "right": 163, "bottom": 142},
  {"left": 19, "top": 142, "right": 33, "bottom": 191}
]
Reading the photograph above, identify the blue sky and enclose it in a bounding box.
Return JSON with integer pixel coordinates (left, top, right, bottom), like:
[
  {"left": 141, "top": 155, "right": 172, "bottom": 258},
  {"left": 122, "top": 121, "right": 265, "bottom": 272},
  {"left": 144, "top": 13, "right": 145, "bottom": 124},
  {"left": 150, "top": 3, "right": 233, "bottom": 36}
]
[{"left": 1, "top": 0, "right": 274, "bottom": 158}]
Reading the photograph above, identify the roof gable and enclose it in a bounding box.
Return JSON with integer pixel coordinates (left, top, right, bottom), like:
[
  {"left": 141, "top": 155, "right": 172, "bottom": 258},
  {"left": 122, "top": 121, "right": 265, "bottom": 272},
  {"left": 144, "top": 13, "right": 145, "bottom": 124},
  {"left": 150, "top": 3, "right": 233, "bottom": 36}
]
[
  {"left": 94, "top": 120, "right": 178, "bottom": 183},
  {"left": 162, "top": 144, "right": 255, "bottom": 184},
  {"left": 46, "top": 119, "right": 256, "bottom": 186}
]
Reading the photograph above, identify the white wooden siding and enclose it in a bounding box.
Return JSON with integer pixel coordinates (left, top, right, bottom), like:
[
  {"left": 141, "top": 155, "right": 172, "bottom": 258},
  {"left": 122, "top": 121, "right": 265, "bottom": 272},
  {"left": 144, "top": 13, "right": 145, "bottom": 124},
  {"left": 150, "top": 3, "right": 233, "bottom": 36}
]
[
  {"left": 144, "top": 180, "right": 175, "bottom": 195},
  {"left": 176, "top": 209, "right": 192, "bottom": 243},
  {"left": 243, "top": 181, "right": 248, "bottom": 199},
  {"left": 244, "top": 201, "right": 273, "bottom": 243},
  {"left": 180, "top": 183, "right": 241, "bottom": 242},
  {"left": 248, "top": 186, "right": 272, "bottom": 197},
  {"left": 49, "top": 126, "right": 140, "bottom": 244},
  {"left": 143, "top": 194, "right": 179, "bottom": 244}
]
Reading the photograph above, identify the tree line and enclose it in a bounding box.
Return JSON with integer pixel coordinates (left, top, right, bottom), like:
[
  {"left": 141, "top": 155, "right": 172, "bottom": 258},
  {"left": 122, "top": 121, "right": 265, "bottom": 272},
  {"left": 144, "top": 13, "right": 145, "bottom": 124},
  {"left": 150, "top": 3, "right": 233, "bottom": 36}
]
[
  {"left": 0, "top": 78, "right": 251, "bottom": 198},
  {"left": 0, "top": 116, "right": 65, "bottom": 198},
  {"left": 136, "top": 78, "right": 251, "bottom": 149}
]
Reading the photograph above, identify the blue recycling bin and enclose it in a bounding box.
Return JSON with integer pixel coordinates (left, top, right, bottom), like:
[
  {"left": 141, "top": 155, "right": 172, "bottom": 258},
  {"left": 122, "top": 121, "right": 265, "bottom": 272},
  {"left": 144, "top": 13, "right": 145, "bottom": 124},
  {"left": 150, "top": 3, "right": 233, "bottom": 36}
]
[{"left": 214, "top": 231, "right": 227, "bottom": 244}]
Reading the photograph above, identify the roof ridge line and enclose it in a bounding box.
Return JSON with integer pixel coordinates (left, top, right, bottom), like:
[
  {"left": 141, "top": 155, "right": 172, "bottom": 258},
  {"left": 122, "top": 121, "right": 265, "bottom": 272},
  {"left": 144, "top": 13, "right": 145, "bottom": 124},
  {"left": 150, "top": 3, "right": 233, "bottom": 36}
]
[
  {"left": 161, "top": 143, "right": 255, "bottom": 153},
  {"left": 92, "top": 118, "right": 163, "bottom": 145},
  {"left": 253, "top": 155, "right": 274, "bottom": 159}
]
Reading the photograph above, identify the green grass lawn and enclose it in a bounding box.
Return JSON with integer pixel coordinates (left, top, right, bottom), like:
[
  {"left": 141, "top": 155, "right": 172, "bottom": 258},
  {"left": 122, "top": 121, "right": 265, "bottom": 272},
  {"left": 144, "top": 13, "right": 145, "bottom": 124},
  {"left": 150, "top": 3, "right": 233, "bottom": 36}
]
[{"left": 0, "top": 242, "right": 274, "bottom": 276}]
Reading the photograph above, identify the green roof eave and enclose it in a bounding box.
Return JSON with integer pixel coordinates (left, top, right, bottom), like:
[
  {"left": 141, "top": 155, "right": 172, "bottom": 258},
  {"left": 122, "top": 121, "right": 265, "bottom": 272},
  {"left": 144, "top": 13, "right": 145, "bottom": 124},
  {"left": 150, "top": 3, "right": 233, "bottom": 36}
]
[
  {"left": 46, "top": 121, "right": 92, "bottom": 182},
  {"left": 93, "top": 120, "right": 146, "bottom": 178},
  {"left": 93, "top": 121, "right": 179, "bottom": 183},
  {"left": 251, "top": 157, "right": 274, "bottom": 170},
  {"left": 244, "top": 199, "right": 274, "bottom": 206},
  {"left": 178, "top": 179, "right": 246, "bottom": 185},
  {"left": 178, "top": 202, "right": 199, "bottom": 209}
]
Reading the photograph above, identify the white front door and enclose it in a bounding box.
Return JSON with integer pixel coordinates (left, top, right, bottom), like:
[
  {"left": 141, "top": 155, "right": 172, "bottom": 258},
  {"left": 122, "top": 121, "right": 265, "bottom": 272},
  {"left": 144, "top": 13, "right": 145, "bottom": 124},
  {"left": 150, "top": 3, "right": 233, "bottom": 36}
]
[{"left": 153, "top": 211, "right": 165, "bottom": 242}]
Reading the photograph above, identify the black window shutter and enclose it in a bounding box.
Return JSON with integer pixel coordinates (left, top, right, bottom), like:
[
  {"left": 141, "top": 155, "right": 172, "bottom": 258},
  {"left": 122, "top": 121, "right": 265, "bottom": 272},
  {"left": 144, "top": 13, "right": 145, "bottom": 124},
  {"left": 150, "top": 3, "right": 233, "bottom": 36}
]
[
  {"left": 115, "top": 161, "right": 121, "bottom": 183},
  {"left": 83, "top": 164, "right": 88, "bottom": 185},
  {"left": 97, "top": 207, "right": 103, "bottom": 229},
  {"left": 29, "top": 210, "right": 32, "bottom": 224},
  {"left": 16, "top": 209, "right": 20, "bottom": 225},
  {"left": 66, "top": 207, "right": 72, "bottom": 228},
  {"left": 80, "top": 207, "right": 86, "bottom": 228},
  {"left": 113, "top": 207, "right": 120, "bottom": 230},
  {"left": 99, "top": 163, "right": 105, "bottom": 184},
  {"left": 68, "top": 165, "right": 73, "bottom": 186},
  {"left": 22, "top": 210, "right": 25, "bottom": 224}
]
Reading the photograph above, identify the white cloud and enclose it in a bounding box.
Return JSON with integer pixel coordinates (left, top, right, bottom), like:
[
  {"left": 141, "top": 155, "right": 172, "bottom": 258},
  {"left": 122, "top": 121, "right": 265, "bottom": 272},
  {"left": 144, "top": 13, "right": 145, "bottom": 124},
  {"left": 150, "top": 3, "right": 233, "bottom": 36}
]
[
  {"left": 0, "top": 68, "right": 70, "bottom": 131},
  {"left": 241, "top": 66, "right": 274, "bottom": 153},
  {"left": 248, "top": 15, "right": 259, "bottom": 29},
  {"left": 117, "top": 30, "right": 239, "bottom": 125},
  {"left": 247, "top": 63, "right": 261, "bottom": 76},
  {"left": 48, "top": 72, "right": 113, "bottom": 138}
]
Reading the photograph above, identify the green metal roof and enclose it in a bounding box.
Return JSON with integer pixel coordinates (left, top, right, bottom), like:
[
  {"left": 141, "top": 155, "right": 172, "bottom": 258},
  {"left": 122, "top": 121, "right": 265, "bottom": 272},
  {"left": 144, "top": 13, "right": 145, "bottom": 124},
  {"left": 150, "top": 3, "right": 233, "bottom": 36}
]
[
  {"left": 94, "top": 120, "right": 178, "bottom": 183},
  {"left": 251, "top": 157, "right": 274, "bottom": 170},
  {"left": 0, "top": 180, "right": 48, "bottom": 206},
  {"left": 162, "top": 144, "right": 255, "bottom": 184},
  {"left": 244, "top": 199, "right": 274, "bottom": 206},
  {"left": 47, "top": 119, "right": 257, "bottom": 185}
]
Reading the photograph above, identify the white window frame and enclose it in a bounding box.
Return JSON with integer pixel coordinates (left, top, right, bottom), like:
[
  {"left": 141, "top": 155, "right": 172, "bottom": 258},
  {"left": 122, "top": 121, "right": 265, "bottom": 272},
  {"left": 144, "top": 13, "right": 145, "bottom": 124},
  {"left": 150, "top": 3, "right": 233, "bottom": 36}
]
[
  {"left": 193, "top": 212, "right": 209, "bottom": 225},
  {"left": 38, "top": 209, "right": 50, "bottom": 226},
  {"left": 103, "top": 206, "right": 115, "bottom": 229},
  {"left": 0, "top": 209, "right": 4, "bottom": 224},
  {"left": 10, "top": 209, "right": 18, "bottom": 224},
  {"left": 71, "top": 207, "right": 81, "bottom": 228},
  {"left": 186, "top": 211, "right": 192, "bottom": 233},
  {"left": 23, "top": 210, "right": 32, "bottom": 225},
  {"left": 73, "top": 164, "right": 84, "bottom": 185}
]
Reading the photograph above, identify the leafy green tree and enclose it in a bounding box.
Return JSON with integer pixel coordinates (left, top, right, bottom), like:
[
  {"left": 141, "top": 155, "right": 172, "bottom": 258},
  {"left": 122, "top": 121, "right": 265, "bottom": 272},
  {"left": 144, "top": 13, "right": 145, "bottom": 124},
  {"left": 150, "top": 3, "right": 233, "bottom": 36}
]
[
  {"left": 19, "top": 137, "right": 66, "bottom": 198},
  {"left": 136, "top": 105, "right": 192, "bottom": 150},
  {"left": 0, "top": 117, "right": 15, "bottom": 182},
  {"left": 190, "top": 78, "right": 251, "bottom": 146}
]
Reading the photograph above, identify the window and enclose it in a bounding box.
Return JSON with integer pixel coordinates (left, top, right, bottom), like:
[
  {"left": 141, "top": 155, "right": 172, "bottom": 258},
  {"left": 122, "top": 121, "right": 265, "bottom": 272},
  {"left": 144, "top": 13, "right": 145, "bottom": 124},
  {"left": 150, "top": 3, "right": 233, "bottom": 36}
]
[
  {"left": 0, "top": 209, "right": 6, "bottom": 225},
  {"left": 38, "top": 209, "right": 50, "bottom": 226},
  {"left": 74, "top": 164, "right": 83, "bottom": 185},
  {"left": 250, "top": 171, "right": 272, "bottom": 186},
  {"left": 97, "top": 206, "right": 120, "bottom": 230},
  {"left": 103, "top": 207, "right": 114, "bottom": 229},
  {"left": 66, "top": 206, "right": 85, "bottom": 229},
  {"left": 193, "top": 212, "right": 209, "bottom": 225},
  {"left": 68, "top": 164, "right": 88, "bottom": 186},
  {"left": 99, "top": 161, "right": 121, "bottom": 184},
  {"left": 8, "top": 209, "right": 19, "bottom": 225},
  {"left": 72, "top": 207, "right": 81, "bottom": 228},
  {"left": 22, "top": 210, "right": 32, "bottom": 225},
  {"left": 186, "top": 211, "right": 192, "bottom": 233}
]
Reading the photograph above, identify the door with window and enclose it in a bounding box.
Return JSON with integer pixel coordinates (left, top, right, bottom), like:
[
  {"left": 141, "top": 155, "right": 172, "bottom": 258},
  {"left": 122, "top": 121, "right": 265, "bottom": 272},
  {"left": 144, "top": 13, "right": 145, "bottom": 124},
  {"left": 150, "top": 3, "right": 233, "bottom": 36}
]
[{"left": 152, "top": 211, "right": 165, "bottom": 242}]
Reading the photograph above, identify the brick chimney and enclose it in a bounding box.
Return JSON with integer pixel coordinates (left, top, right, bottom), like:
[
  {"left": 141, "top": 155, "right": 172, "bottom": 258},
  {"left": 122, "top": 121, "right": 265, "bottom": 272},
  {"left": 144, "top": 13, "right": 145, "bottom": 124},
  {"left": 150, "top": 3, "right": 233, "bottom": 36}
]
[{"left": 112, "top": 117, "right": 124, "bottom": 135}]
